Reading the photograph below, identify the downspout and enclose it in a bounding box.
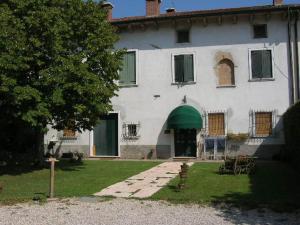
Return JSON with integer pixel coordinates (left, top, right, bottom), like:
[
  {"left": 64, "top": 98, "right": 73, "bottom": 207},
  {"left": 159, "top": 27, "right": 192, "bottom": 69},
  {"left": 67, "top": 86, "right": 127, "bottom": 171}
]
[
  {"left": 294, "top": 10, "right": 300, "bottom": 102},
  {"left": 288, "top": 7, "right": 295, "bottom": 104}
]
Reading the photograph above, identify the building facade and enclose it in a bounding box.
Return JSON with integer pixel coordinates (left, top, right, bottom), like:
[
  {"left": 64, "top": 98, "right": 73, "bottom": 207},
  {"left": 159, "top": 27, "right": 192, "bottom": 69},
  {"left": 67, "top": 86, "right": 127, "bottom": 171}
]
[{"left": 44, "top": 0, "right": 300, "bottom": 160}]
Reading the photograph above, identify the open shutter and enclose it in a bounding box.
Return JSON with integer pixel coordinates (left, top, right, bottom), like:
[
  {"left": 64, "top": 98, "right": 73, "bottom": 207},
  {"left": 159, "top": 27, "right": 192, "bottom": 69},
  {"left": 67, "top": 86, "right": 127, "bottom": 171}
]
[
  {"left": 261, "top": 50, "right": 272, "bottom": 78},
  {"left": 175, "top": 55, "right": 184, "bottom": 82},
  {"left": 119, "top": 52, "right": 136, "bottom": 84},
  {"left": 184, "top": 55, "right": 194, "bottom": 82},
  {"left": 251, "top": 51, "right": 262, "bottom": 79}
]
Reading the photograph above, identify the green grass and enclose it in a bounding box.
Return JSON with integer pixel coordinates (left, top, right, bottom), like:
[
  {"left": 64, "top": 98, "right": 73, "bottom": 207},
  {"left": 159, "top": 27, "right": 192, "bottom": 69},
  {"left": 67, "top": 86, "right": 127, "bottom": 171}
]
[
  {"left": 151, "top": 162, "right": 300, "bottom": 211},
  {"left": 0, "top": 160, "right": 159, "bottom": 204}
]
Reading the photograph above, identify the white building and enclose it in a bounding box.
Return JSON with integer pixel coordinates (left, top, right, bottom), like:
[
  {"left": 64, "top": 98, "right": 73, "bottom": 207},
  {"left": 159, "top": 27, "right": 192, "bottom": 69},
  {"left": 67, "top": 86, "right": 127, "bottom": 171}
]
[{"left": 45, "top": 0, "right": 300, "bottom": 160}]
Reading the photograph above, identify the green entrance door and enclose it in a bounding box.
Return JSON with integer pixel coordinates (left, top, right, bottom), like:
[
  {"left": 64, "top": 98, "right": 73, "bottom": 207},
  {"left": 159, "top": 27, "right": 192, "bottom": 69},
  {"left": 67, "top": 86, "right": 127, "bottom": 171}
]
[
  {"left": 93, "top": 113, "right": 118, "bottom": 156},
  {"left": 174, "top": 129, "right": 197, "bottom": 157}
]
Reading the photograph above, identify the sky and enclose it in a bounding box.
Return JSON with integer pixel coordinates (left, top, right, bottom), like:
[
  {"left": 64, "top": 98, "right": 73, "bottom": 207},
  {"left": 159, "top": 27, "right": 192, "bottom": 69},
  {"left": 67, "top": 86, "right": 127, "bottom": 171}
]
[{"left": 108, "top": 0, "right": 300, "bottom": 18}]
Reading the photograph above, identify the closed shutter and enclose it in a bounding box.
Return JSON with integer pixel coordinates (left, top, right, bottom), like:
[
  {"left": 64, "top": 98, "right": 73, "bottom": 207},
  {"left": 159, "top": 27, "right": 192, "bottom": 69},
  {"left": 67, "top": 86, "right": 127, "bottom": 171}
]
[
  {"left": 261, "top": 50, "right": 272, "bottom": 78},
  {"left": 255, "top": 112, "right": 272, "bottom": 136},
  {"left": 63, "top": 129, "right": 76, "bottom": 137},
  {"left": 175, "top": 55, "right": 184, "bottom": 82},
  {"left": 251, "top": 51, "right": 262, "bottom": 79},
  {"left": 208, "top": 113, "right": 225, "bottom": 136},
  {"left": 251, "top": 50, "right": 272, "bottom": 79},
  {"left": 119, "top": 52, "right": 136, "bottom": 84},
  {"left": 184, "top": 54, "right": 194, "bottom": 82}
]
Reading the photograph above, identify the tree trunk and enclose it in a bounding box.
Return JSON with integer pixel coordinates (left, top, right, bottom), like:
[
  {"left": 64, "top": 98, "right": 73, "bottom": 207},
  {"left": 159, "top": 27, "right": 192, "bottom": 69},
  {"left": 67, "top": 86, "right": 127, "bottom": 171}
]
[{"left": 35, "top": 128, "right": 45, "bottom": 166}]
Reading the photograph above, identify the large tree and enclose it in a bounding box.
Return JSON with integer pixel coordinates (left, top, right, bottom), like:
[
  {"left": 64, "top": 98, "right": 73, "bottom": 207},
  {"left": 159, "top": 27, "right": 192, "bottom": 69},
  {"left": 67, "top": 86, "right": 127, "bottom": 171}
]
[{"left": 0, "top": 0, "right": 123, "bottom": 158}]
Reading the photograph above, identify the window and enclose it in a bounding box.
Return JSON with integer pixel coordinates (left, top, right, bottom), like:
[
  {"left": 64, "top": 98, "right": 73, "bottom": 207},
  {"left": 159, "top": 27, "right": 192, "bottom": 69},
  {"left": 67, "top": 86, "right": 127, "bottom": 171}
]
[
  {"left": 122, "top": 122, "right": 140, "bottom": 139},
  {"left": 174, "top": 54, "right": 194, "bottom": 83},
  {"left": 253, "top": 24, "right": 268, "bottom": 38},
  {"left": 250, "top": 49, "right": 273, "bottom": 80},
  {"left": 119, "top": 51, "right": 136, "bottom": 85},
  {"left": 62, "top": 120, "right": 76, "bottom": 138},
  {"left": 177, "top": 30, "right": 190, "bottom": 43},
  {"left": 208, "top": 113, "right": 225, "bottom": 136},
  {"left": 217, "top": 59, "right": 235, "bottom": 86},
  {"left": 204, "top": 137, "right": 226, "bottom": 160},
  {"left": 255, "top": 112, "right": 273, "bottom": 137}
]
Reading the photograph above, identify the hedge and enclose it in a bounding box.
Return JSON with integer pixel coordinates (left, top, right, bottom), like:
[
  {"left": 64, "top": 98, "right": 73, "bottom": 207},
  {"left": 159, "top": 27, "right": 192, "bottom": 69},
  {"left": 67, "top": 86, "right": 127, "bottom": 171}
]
[{"left": 283, "top": 101, "right": 300, "bottom": 171}]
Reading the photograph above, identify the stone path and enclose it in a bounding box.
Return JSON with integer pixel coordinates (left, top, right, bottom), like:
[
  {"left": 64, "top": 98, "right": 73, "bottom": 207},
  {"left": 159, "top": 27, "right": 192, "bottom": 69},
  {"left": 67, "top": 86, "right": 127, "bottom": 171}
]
[{"left": 94, "top": 162, "right": 193, "bottom": 198}]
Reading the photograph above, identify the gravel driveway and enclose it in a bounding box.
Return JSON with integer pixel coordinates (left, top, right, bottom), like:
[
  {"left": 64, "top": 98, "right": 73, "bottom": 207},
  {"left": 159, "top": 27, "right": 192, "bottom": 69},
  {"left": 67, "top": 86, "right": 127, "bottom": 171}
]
[{"left": 0, "top": 198, "right": 299, "bottom": 225}]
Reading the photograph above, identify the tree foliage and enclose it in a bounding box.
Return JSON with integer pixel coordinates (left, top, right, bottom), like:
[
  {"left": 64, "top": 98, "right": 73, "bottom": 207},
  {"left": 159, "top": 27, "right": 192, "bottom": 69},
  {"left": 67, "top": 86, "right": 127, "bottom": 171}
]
[{"left": 0, "top": 0, "right": 123, "bottom": 138}]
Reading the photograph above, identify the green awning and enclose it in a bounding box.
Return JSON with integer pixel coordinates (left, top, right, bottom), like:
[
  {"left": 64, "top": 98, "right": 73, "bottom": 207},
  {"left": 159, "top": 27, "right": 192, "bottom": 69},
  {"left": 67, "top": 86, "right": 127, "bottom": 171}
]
[{"left": 167, "top": 105, "right": 203, "bottom": 129}]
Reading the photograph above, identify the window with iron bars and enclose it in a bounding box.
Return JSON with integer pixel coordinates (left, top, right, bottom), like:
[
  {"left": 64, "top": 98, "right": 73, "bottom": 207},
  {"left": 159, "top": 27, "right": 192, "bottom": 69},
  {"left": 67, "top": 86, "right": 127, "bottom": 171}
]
[
  {"left": 250, "top": 110, "right": 277, "bottom": 137},
  {"left": 122, "top": 122, "right": 141, "bottom": 139}
]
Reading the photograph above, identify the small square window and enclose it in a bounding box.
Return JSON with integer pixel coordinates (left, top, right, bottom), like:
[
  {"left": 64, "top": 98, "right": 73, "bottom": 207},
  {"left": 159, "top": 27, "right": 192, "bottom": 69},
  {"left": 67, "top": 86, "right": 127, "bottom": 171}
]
[
  {"left": 122, "top": 122, "right": 140, "bottom": 139},
  {"left": 177, "top": 30, "right": 190, "bottom": 43},
  {"left": 253, "top": 24, "right": 268, "bottom": 39}
]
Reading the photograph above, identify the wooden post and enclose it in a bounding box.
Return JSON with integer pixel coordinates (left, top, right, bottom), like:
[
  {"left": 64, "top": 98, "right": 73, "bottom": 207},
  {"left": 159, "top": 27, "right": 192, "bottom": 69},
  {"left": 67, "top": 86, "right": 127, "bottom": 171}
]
[{"left": 46, "top": 157, "right": 59, "bottom": 198}]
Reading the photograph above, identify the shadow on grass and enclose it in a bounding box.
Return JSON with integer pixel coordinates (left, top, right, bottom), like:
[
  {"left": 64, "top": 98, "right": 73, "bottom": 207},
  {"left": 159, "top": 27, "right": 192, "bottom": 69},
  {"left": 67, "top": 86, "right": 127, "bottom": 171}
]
[
  {"left": 0, "top": 160, "right": 85, "bottom": 176},
  {"left": 208, "top": 161, "right": 300, "bottom": 225}
]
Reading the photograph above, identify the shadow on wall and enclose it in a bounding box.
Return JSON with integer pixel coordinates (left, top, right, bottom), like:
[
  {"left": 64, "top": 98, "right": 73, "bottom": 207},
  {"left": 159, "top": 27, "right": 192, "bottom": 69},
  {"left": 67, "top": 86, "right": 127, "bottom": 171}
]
[
  {"left": 227, "top": 116, "right": 285, "bottom": 160},
  {"left": 155, "top": 121, "right": 172, "bottom": 159}
]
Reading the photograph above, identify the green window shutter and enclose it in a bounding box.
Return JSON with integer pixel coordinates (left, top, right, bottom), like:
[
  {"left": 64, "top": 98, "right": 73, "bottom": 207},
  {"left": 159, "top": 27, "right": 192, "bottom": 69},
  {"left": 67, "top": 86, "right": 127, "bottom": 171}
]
[
  {"left": 251, "top": 50, "right": 273, "bottom": 79},
  {"left": 119, "top": 52, "right": 136, "bottom": 84},
  {"left": 261, "top": 50, "right": 272, "bottom": 78},
  {"left": 251, "top": 51, "right": 262, "bottom": 79},
  {"left": 175, "top": 55, "right": 184, "bottom": 82},
  {"left": 184, "top": 54, "right": 194, "bottom": 82}
]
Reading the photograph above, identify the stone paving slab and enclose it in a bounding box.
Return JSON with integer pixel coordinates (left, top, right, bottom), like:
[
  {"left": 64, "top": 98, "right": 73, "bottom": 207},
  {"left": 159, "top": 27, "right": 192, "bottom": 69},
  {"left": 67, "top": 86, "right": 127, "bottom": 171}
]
[{"left": 94, "top": 162, "right": 193, "bottom": 198}]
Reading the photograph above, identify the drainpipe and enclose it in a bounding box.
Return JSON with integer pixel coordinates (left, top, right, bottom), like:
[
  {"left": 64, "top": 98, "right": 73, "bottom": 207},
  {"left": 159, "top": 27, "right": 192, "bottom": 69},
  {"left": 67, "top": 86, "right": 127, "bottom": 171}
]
[
  {"left": 288, "top": 7, "right": 295, "bottom": 104},
  {"left": 294, "top": 10, "right": 300, "bottom": 102}
]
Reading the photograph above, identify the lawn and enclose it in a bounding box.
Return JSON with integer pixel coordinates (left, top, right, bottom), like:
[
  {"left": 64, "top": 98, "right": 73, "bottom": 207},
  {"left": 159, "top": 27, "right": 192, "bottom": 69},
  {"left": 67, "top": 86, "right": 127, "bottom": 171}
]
[
  {"left": 0, "top": 160, "right": 159, "bottom": 204},
  {"left": 151, "top": 162, "right": 300, "bottom": 211}
]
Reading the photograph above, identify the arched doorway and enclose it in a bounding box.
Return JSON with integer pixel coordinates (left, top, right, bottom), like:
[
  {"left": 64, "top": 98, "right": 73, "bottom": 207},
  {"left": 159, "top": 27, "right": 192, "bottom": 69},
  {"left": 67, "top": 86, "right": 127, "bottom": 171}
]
[{"left": 167, "top": 105, "right": 203, "bottom": 157}]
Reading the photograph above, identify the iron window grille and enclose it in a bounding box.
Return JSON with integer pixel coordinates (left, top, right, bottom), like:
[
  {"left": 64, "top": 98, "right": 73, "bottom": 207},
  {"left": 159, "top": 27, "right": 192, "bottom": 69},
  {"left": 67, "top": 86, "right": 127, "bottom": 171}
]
[
  {"left": 122, "top": 122, "right": 141, "bottom": 139},
  {"left": 203, "top": 110, "right": 228, "bottom": 137},
  {"left": 253, "top": 24, "right": 268, "bottom": 39},
  {"left": 177, "top": 30, "right": 190, "bottom": 43},
  {"left": 249, "top": 109, "right": 277, "bottom": 138}
]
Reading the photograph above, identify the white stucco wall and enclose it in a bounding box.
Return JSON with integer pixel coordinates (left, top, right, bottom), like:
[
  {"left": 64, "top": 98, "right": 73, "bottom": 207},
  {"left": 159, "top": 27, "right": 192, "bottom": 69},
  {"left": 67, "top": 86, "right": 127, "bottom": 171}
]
[{"left": 44, "top": 14, "right": 294, "bottom": 154}]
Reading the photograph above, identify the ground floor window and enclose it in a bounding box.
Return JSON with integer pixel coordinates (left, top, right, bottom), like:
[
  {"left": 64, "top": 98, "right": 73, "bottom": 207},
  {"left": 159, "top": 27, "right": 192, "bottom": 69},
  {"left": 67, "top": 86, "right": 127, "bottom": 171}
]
[
  {"left": 253, "top": 111, "right": 273, "bottom": 137},
  {"left": 207, "top": 112, "right": 226, "bottom": 136}
]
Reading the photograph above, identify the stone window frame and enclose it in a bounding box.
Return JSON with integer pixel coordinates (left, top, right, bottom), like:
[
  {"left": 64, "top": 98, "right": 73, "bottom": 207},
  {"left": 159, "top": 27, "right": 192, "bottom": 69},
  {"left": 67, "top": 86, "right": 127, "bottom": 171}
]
[
  {"left": 171, "top": 52, "right": 197, "bottom": 85},
  {"left": 204, "top": 110, "right": 228, "bottom": 137},
  {"left": 248, "top": 47, "right": 275, "bottom": 82},
  {"left": 249, "top": 109, "right": 277, "bottom": 138},
  {"left": 216, "top": 58, "right": 236, "bottom": 88},
  {"left": 122, "top": 121, "right": 141, "bottom": 140},
  {"left": 118, "top": 49, "right": 139, "bottom": 88}
]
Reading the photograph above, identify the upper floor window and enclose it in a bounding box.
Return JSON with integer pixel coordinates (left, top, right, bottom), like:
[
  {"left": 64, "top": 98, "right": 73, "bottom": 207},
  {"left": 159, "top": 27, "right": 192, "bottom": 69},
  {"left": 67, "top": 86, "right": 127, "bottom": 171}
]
[
  {"left": 173, "top": 54, "right": 195, "bottom": 83},
  {"left": 250, "top": 49, "right": 273, "bottom": 80},
  {"left": 119, "top": 51, "right": 136, "bottom": 86},
  {"left": 253, "top": 24, "right": 268, "bottom": 39},
  {"left": 217, "top": 59, "right": 235, "bottom": 87},
  {"left": 177, "top": 30, "right": 190, "bottom": 43}
]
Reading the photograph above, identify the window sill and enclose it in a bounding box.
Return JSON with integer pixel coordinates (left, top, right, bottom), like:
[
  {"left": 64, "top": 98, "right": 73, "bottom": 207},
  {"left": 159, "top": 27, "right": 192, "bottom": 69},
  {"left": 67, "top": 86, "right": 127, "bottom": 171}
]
[
  {"left": 216, "top": 85, "right": 236, "bottom": 88},
  {"left": 59, "top": 136, "right": 78, "bottom": 140},
  {"left": 119, "top": 84, "right": 138, "bottom": 88},
  {"left": 171, "top": 81, "right": 196, "bottom": 86},
  {"left": 248, "top": 78, "right": 275, "bottom": 82}
]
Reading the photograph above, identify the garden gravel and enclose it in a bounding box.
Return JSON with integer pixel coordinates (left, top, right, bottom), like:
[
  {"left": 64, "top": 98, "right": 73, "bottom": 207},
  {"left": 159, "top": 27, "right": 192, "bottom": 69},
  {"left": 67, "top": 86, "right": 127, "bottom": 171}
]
[{"left": 0, "top": 198, "right": 299, "bottom": 225}]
